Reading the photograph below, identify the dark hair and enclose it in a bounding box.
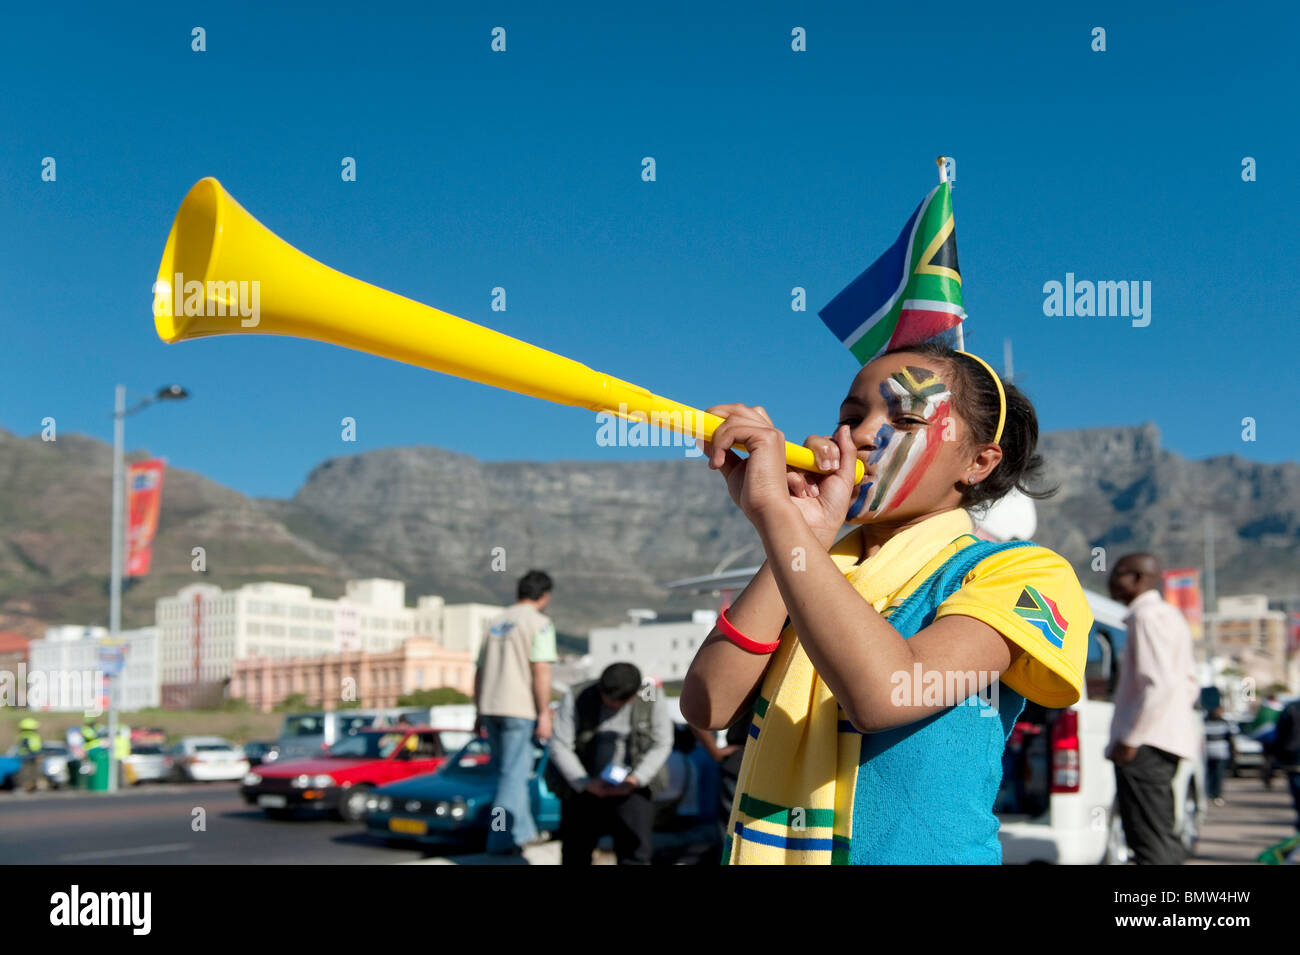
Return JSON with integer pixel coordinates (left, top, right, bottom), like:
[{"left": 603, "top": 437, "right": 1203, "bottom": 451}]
[
  {"left": 882, "top": 342, "right": 1054, "bottom": 508},
  {"left": 598, "top": 662, "right": 643, "bottom": 701},
  {"left": 517, "top": 569, "right": 553, "bottom": 601}
]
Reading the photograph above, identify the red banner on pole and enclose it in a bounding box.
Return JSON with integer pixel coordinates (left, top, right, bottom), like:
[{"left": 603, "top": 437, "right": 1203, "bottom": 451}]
[
  {"left": 1162, "top": 568, "right": 1204, "bottom": 640},
  {"left": 125, "top": 459, "right": 165, "bottom": 577}
]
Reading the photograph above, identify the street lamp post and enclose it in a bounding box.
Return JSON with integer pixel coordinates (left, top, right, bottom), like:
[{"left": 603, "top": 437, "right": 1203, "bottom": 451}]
[{"left": 106, "top": 384, "right": 188, "bottom": 793}]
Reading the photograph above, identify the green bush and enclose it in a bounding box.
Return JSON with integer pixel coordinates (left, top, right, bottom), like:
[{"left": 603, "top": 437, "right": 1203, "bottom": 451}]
[{"left": 273, "top": 693, "right": 309, "bottom": 713}]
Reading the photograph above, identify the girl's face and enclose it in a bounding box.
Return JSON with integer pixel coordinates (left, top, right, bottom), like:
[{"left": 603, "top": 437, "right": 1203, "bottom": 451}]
[{"left": 836, "top": 352, "right": 978, "bottom": 524}]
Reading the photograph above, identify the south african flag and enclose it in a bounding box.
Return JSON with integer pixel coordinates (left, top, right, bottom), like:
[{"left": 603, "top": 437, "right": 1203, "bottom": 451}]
[
  {"left": 1014, "top": 585, "right": 1069, "bottom": 649},
  {"left": 818, "top": 181, "right": 966, "bottom": 365}
]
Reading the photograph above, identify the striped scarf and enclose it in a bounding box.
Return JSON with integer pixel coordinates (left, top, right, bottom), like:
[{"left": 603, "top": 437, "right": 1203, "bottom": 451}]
[{"left": 722, "top": 508, "right": 974, "bottom": 864}]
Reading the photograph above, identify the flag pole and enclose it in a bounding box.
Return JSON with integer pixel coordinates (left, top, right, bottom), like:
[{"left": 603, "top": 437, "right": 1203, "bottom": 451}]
[{"left": 937, "top": 156, "right": 965, "bottom": 351}]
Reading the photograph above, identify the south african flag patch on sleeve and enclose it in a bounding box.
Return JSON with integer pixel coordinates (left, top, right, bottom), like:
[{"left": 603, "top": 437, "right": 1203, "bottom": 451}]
[{"left": 1014, "top": 585, "right": 1068, "bottom": 648}]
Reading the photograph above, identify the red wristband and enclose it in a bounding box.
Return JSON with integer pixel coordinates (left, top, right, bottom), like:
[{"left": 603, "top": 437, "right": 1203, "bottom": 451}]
[{"left": 717, "top": 606, "right": 781, "bottom": 654}]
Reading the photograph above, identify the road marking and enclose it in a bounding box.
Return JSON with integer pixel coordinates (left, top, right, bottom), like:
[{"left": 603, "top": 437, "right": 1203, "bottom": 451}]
[
  {"left": 398, "top": 842, "right": 564, "bottom": 865},
  {"left": 58, "top": 843, "right": 193, "bottom": 862}
]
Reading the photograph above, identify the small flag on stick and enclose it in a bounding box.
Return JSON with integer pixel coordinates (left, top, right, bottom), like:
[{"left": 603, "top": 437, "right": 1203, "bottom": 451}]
[{"left": 818, "top": 171, "right": 966, "bottom": 366}]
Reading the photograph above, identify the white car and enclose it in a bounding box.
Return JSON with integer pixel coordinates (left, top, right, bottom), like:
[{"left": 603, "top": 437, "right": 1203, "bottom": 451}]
[
  {"left": 168, "top": 737, "right": 250, "bottom": 782},
  {"left": 996, "top": 590, "right": 1207, "bottom": 864}
]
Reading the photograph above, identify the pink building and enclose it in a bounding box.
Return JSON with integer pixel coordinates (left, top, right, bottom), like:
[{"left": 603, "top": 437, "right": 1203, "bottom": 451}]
[{"left": 230, "top": 637, "right": 474, "bottom": 713}]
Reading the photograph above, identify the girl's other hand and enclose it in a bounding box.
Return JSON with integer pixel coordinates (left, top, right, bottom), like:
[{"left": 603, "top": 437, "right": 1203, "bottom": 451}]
[
  {"left": 700, "top": 403, "right": 791, "bottom": 521},
  {"left": 701, "top": 405, "right": 859, "bottom": 547}
]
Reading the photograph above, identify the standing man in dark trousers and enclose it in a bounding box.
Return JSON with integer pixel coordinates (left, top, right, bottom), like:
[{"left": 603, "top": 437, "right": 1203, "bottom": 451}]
[
  {"left": 474, "top": 569, "right": 557, "bottom": 856},
  {"left": 1107, "top": 553, "right": 1201, "bottom": 864},
  {"left": 548, "top": 663, "right": 673, "bottom": 865}
]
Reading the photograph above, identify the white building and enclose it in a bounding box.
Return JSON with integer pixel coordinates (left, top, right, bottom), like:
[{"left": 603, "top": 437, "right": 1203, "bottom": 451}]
[
  {"left": 1208, "top": 594, "right": 1290, "bottom": 690},
  {"left": 155, "top": 578, "right": 503, "bottom": 690},
  {"left": 587, "top": 609, "right": 718, "bottom": 684},
  {"left": 27, "top": 625, "right": 160, "bottom": 712}
]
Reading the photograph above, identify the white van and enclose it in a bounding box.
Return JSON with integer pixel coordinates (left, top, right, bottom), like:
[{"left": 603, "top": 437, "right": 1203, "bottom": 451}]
[{"left": 996, "top": 590, "right": 1207, "bottom": 864}]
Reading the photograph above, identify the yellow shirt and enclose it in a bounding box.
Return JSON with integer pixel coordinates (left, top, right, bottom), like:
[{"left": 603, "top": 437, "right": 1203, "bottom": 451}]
[{"left": 857, "top": 529, "right": 1092, "bottom": 707}]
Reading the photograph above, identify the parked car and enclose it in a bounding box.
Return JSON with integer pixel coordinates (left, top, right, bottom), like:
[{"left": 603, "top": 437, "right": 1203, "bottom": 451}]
[
  {"left": 272, "top": 710, "right": 386, "bottom": 761},
  {"left": 241, "top": 726, "right": 472, "bottom": 821},
  {"left": 129, "top": 727, "right": 167, "bottom": 748},
  {"left": 3, "top": 744, "right": 70, "bottom": 789},
  {"left": 242, "top": 741, "right": 282, "bottom": 767},
  {"left": 167, "top": 737, "right": 250, "bottom": 782},
  {"left": 0, "top": 755, "right": 22, "bottom": 790},
  {"left": 996, "top": 591, "right": 1207, "bottom": 864},
  {"left": 37, "top": 744, "right": 71, "bottom": 789},
  {"left": 122, "top": 745, "right": 172, "bottom": 784},
  {"left": 365, "top": 736, "right": 558, "bottom": 847}
]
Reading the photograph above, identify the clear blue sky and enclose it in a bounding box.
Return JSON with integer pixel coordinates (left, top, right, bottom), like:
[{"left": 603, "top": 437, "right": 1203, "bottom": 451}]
[{"left": 2, "top": 1, "right": 1296, "bottom": 499}]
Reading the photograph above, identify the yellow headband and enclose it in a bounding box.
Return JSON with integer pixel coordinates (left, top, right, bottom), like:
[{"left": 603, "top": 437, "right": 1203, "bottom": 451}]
[{"left": 955, "top": 350, "right": 1006, "bottom": 444}]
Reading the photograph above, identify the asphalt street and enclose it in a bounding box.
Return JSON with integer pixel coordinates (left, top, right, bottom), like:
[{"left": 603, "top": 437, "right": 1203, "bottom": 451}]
[
  {"left": 1, "top": 772, "right": 1293, "bottom": 865},
  {"left": 0, "top": 783, "right": 445, "bottom": 865}
]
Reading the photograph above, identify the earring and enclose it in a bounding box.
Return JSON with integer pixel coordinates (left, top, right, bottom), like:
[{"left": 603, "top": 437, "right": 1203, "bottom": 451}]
[{"left": 967, "top": 476, "right": 976, "bottom": 484}]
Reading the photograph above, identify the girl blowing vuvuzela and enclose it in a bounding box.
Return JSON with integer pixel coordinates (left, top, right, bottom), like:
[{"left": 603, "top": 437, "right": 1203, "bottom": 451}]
[{"left": 681, "top": 342, "right": 1092, "bottom": 865}]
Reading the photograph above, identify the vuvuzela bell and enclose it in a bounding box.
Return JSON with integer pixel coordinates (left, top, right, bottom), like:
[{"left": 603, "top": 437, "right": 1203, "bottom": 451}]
[{"left": 153, "top": 177, "right": 863, "bottom": 483}]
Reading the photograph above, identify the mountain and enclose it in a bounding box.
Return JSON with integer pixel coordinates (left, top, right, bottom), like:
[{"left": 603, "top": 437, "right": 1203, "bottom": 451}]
[
  {"left": 0, "top": 423, "right": 1296, "bottom": 641},
  {"left": 1033, "top": 424, "right": 1300, "bottom": 598}
]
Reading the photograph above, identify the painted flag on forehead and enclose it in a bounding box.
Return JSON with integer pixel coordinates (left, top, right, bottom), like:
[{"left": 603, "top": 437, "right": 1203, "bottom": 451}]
[{"left": 818, "top": 181, "right": 965, "bottom": 366}]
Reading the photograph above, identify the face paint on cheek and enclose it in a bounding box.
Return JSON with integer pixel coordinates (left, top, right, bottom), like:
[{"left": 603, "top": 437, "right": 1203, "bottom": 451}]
[
  {"left": 878, "top": 398, "right": 951, "bottom": 513},
  {"left": 846, "top": 424, "right": 894, "bottom": 519},
  {"left": 858, "top": 387, "right": 952, "bottom": 516}
]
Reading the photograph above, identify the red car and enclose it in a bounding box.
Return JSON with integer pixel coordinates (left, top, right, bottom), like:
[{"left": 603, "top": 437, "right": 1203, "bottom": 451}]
[{"left": 240, "top": 726, "right": 470, "bottom": 821}]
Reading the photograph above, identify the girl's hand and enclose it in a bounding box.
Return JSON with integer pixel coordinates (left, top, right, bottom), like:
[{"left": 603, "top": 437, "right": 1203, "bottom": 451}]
[
  {"left": 788, "top": 427, "right": 861, "bottom": 547},
  {"left": 702, "top": 404, "right": 860, "bottom": 547}
]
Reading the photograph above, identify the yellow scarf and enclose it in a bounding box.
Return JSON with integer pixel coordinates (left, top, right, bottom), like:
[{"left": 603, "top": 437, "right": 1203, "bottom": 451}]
[{"left": 723, "top": 508, "right": 974, "bottom": 864}]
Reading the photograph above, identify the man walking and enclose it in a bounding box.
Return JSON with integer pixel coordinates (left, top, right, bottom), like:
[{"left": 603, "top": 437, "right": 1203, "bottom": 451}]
[
  {"left": 474, "top": 570, "right": 557, "bottom": 856},
  {"left": 548, "top": 663, "right": 673, "bottom": 865},
  {"left": 1107, "top": 553, "right": 1201, "bottom": 864}
]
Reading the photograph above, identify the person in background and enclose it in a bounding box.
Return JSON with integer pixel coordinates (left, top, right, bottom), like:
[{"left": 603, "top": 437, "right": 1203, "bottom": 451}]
[
  {"left": 1203, "top": 705, "right": 1234, "bottom": 807},
  {"left": 393, "top": 714, "right": 418, "bottom": 753},
  {"left": 1106, "top": 552, "right": 1201, "bottom": 864},
  {"left": 474, "top": 569, "right": 557, "bottom": 856},
  {"left": 1252, "top": 691, "right": 1287, "bottom": 790},
  {"left": 114, "top": 727, "right": 131, "bottom": 787},
  {"left": 1267, "top": 697, "right": 1300, "bottom": 831},
  {"left": 548, "top": 663, "right": 673, "bottom": 865},
  {"left": 16, "top": 718, "right": 42, "bottom": 792},
  {"left": 688, "top": 723, "right": 743, "bottom": 766},
  {"left": 692, "top": 716, "right": 749, "bottom": 828}
]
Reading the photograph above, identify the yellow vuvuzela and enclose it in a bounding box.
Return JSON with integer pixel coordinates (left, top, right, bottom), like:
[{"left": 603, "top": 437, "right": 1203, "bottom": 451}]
[{"left": 153, "top": 178, "right": 863, "bottom": 484}]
